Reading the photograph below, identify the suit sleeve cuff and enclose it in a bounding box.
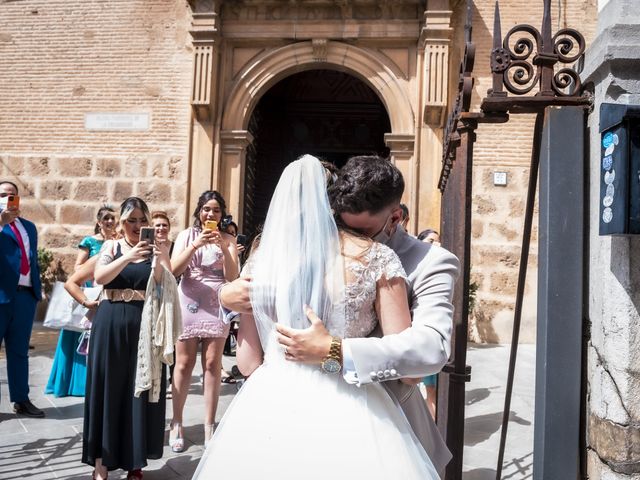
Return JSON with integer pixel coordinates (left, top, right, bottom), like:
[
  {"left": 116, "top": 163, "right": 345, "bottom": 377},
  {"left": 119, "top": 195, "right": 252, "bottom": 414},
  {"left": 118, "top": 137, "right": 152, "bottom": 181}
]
[{"left": 341, "top": 340, "right": 359, "bottom": 385}]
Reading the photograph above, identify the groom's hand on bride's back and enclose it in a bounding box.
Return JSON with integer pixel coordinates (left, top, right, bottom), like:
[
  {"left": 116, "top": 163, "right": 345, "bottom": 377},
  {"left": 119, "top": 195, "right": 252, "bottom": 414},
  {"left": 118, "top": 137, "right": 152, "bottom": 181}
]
[
  {"left": 276, "top": 306, "right": 332, "bottom": 364},
  {"left": 219, "top": 277, "right": 253, "bottom": 313}
]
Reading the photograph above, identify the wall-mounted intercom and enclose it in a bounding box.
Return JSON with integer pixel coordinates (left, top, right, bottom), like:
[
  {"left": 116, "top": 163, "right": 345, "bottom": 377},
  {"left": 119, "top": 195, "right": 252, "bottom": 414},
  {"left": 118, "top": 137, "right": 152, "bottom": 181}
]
[{"left": 599, "top": 103, "right": 640, "bottom": 235}]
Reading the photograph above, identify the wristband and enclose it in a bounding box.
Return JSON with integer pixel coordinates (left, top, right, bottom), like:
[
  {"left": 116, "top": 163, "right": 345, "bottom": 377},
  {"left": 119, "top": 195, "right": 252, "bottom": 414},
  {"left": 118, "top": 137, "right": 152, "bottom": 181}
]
[{"left": 81, "top": 299, "right": 88, "bottom": 307}]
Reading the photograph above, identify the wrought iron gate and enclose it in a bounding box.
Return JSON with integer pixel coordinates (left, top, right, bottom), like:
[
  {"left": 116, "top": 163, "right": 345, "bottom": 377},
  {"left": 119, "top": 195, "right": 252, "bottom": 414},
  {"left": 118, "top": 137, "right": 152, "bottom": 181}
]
[{"left": 436, "top": 1, "right": 589, "bottom": 479}]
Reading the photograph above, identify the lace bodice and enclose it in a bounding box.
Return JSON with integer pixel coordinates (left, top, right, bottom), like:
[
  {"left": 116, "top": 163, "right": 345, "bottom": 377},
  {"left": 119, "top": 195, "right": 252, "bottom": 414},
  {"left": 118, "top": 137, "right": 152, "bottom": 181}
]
[
  {"left": 243, "top": 241, "right": 407, "bottom": 341},
  {"left": 326, "top": 242, "right": 406, "bottom": 338}
]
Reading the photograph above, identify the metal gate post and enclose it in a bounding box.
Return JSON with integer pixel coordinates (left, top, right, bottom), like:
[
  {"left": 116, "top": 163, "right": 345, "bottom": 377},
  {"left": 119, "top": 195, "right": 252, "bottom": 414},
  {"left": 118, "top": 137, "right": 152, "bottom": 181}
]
[
  {"left": 440, "top": 117, "right": 477, "bottom": 480},
  {"left": 534, "top": 106, "right": 584, "bottom": 480}
]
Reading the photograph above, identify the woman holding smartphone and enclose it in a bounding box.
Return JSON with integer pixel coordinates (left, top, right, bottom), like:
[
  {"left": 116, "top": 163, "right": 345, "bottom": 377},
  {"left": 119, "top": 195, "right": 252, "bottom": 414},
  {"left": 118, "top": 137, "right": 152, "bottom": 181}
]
[
  {"left": 169, "top": 190, "right": 239, "bottom": 452},
  {"left": 82, "top": 197, "right": 171, "bottom": 480}
]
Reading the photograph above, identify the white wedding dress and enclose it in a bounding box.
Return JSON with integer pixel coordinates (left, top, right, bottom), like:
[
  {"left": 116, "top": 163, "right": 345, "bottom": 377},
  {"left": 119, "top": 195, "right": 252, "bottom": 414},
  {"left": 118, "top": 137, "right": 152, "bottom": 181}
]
[{"left": 192, "top": 242, "right": 440, "bottom": 480}]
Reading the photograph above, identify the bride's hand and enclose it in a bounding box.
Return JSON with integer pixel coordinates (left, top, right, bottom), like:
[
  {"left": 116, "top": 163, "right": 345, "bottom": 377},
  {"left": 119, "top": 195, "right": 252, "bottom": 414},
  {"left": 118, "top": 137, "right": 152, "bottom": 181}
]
[{"left": 276, "top": 306, "right": 332, "bottom": 364}]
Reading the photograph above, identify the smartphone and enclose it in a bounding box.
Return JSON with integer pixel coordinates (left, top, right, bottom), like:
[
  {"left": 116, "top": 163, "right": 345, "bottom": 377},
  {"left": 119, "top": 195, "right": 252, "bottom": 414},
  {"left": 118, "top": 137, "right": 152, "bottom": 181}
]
[
  {"left": 236, "top": 234, "right": 247, "bottom": 246},
  {"left": 7, "top": 195, "right": 19, "bottom": 209},
  {"left": 139, "top": 227, "right": 155, "bottom": 244},
  {"left": 0, "top": 194, "right": 19, "bottom": 211},
  {"left": 204, "top": 220, "right": 218, "bottom": 231}
]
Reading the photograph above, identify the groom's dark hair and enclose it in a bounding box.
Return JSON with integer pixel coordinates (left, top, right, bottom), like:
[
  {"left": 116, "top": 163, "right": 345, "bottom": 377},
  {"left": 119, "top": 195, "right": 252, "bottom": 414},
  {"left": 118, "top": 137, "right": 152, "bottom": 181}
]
[{"left": 328, "top": 155, "right": 404, "bottom": 215}]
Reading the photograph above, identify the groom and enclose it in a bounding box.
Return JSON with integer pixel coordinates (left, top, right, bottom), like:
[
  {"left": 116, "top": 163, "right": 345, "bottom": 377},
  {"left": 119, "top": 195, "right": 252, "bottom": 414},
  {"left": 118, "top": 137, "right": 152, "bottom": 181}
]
[{"left": 220, "top": 155, "right": 459, "bottom": 473}]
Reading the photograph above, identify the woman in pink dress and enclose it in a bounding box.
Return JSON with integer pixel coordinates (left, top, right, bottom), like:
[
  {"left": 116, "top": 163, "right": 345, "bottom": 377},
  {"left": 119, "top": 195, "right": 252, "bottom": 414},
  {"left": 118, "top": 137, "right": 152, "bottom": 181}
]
[{"left": 169, "top": 191, "right": 239, "bottom": 452}]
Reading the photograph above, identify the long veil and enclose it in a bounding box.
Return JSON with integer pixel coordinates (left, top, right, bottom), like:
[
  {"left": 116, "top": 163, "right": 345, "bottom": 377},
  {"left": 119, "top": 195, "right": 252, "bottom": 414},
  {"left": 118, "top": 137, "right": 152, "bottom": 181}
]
[
  {"left": 249, "top": 154, "right": 345, "bottom": 356},
  {"left": 193, "top": 154, "right": 441, "bottom": 480}
]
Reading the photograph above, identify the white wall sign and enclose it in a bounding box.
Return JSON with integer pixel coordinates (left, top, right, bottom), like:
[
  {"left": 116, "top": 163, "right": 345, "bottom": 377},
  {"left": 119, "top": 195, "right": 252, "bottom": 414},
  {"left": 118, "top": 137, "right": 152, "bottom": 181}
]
[
  {"left": 493, "top": 171, "right": 508, "bottom": 186},
  {"left": 85, "top": 113, "right": 150, "bottom": 131}
]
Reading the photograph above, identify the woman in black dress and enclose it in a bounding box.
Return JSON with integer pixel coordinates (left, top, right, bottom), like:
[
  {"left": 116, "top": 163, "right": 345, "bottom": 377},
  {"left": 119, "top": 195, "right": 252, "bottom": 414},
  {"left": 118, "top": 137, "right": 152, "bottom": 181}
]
[{"left": 82, "top": 197, "right": 172, "bottom": 480}]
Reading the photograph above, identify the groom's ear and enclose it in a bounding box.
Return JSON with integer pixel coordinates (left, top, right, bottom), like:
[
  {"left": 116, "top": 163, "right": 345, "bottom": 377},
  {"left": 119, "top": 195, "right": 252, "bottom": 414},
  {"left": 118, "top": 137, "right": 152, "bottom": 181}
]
[{"left": 389, "top": 206, "right": 404, "bottom": 228}]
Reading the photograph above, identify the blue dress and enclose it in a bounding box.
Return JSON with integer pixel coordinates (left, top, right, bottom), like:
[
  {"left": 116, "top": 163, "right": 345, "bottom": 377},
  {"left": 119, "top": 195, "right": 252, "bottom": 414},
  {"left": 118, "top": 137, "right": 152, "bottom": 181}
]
[{"left": 45, "top": 236, "right": 103, "bottom": 397}]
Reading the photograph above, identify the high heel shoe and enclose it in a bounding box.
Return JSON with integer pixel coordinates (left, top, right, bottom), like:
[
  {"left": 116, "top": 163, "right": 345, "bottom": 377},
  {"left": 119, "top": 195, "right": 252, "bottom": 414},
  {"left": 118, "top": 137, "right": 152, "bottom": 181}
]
[
  {"left": 204, "top": 423, "right": 215, "bottom": 446},
  {"left": 169, "top": 422, "right": 184, "bottom": 453}
]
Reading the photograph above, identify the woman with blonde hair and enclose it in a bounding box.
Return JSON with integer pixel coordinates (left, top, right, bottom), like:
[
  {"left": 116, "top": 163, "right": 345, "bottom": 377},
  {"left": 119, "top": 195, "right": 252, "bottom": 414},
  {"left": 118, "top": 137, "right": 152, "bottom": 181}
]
[{"left": 82, "top": 197, "right": 173, "bottom": 480}]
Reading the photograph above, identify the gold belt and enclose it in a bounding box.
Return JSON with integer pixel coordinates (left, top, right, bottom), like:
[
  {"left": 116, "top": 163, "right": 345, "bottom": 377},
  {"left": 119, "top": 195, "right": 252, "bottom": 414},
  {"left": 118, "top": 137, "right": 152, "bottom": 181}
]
[{"left": 102, "top": 288, "right": 146, "bottom": 302}]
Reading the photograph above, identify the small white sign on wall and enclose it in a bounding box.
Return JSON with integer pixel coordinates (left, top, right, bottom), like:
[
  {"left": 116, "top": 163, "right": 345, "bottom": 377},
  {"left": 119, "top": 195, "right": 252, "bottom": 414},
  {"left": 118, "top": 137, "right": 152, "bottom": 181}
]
[
  {"left": 85, "top": 113, "right": 150, "bottom": 131},
  {"left": 493, "top": 171, "right": 508, "bottom": 186}
]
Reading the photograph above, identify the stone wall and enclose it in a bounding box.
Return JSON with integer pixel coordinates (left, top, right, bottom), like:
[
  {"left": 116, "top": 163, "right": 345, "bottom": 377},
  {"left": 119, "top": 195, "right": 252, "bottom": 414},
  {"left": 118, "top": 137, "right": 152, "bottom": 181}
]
[
  {"left": 450, "top": 0, "right": 598, "bottom": 343},
  {"left": 0, "top": 0, "right": 194, "bottom": 271},
  {"left": 582, "top": 1, "right": 640, "bottom": 477}
]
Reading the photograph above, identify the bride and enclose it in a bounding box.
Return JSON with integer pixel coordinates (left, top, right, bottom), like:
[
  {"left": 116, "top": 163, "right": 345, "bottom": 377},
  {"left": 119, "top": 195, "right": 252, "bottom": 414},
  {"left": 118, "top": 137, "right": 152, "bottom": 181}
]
[{"left": 192, "top": 155, "right": 439, "bottom": 480}]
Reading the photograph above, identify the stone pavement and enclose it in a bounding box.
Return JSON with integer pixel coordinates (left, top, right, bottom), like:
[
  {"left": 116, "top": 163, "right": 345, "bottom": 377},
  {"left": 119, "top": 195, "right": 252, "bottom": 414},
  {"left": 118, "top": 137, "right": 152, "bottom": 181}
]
[
  {"left": 0, "top": 324, "right": 534, "bottom": 479},
  {"left": 461, "top": 344, "right": 535, "bottom": 480}
]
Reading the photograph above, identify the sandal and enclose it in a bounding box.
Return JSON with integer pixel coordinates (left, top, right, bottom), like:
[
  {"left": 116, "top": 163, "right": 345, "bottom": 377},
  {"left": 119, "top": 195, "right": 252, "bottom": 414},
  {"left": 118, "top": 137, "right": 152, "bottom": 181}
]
[
  {"left": 168, "top": 422, "right": 185, "bottom": 453},
  {"left": 92, "top": 469, "right": 108, "bottom": 480},
  {"left": 127, "top": 469, "right": 143, "bottom": 480},
  {"left": 221, "top": 374, "right": 236, "bottom": 384}
]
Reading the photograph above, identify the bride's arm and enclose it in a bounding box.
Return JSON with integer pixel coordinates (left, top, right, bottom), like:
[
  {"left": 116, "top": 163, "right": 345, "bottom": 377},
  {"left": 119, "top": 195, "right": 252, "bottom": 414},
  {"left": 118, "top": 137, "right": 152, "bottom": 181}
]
[
  {"left": 236, "top": 313, "right": 263, "bottom": 377},
  {"left": 375, "top": 276, "right": 412, "bottom": 335},
  {"left": 375, "top": 276, "right": 422, "bottom": 385}
]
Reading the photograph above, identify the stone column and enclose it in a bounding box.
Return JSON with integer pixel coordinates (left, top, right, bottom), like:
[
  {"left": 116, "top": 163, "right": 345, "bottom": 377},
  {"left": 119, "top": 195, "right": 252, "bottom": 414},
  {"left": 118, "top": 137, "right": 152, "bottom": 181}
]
[
  {"left": 417, "top": 0, "right": 452, "bottom": 233},
  {"left": 187, "top": 1, "right": 221, "bottom": 217},
  {"left": 581, "top": 1, "right": 640, "bottom": 477},
  {"left": 385, "top": 133, "right": 416, "bottom": 214},
  {"left": 219, "top": 130, "right": 253, "bottom": 228}
]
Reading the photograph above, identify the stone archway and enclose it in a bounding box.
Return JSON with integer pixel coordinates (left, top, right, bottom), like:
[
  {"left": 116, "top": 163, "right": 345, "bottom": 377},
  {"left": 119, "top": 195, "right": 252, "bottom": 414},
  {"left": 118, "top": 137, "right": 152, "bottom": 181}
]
[
  {"left": 216, "top": 40, "right": 416, "bottom": 226},
  {"left": 242, "top": 69, "right": 393, "bottom": 235}
]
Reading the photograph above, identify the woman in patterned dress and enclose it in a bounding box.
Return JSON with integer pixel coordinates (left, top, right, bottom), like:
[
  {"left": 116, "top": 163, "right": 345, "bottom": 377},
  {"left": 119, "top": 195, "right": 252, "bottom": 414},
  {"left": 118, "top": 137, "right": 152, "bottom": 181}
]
[{"left": 168, "top": 191, "right": 239, "bottom": 451}]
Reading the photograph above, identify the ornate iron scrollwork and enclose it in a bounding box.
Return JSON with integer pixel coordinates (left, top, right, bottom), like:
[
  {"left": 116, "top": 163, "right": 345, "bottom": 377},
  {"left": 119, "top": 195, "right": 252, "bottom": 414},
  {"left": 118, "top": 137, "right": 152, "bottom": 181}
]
[{"left": 484, "top": 0, "right": 588, "bottom": 109}]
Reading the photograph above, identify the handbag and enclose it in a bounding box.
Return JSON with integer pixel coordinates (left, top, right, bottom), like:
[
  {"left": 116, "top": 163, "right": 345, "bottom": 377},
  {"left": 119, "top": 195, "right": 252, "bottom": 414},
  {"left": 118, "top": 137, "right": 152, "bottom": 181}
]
[
  {"left": 76, "top": 331, "right": 90, "bottom": 356},
  {"left": 43, "top": 281, "right": 102, "bottom": 332}
]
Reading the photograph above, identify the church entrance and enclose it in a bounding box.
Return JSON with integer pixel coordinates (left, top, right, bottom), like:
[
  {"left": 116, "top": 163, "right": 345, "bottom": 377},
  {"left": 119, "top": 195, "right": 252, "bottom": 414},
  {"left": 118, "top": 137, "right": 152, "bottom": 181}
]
[{"left": 242, "top": 69, "right": 392, "bottom": 235}]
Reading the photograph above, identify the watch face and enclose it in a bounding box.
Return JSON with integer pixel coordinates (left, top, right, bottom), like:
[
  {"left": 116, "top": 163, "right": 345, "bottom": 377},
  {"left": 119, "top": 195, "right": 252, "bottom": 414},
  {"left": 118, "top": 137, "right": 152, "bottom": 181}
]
[{"left": 322, "top": 358, "right": 341, "bottom": 374}]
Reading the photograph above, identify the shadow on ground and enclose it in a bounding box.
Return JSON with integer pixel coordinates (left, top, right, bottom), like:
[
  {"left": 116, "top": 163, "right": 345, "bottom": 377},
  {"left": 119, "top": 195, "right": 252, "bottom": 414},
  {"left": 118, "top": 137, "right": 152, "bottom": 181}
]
[{"left": 464, "top": 410, "right": 531, "bottom": 446}]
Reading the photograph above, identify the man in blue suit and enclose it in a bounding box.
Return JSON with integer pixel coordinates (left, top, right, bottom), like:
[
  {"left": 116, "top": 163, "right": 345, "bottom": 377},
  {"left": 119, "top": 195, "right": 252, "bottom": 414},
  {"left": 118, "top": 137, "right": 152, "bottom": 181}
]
[{"left": 0, "top": 180, "right": 45, "bottom": 417}]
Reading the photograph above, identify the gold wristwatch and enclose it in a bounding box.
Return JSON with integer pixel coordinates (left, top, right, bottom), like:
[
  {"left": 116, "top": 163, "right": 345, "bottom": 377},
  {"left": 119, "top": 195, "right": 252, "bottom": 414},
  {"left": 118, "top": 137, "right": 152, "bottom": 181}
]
[{"left": 321, "top": 336, "right": 343, "bottom": 374}]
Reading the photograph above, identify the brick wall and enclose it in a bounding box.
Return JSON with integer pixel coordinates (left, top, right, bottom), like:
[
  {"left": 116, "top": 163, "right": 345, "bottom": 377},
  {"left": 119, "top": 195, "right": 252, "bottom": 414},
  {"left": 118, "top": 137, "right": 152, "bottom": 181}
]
[
  {"left": 0, "top": 0, "right": 599, "bottom": 343},
  {"left": 0, "top": 0, "right": 194, "bottom": 271},
  {"left": 450, "top": 0, "right": 597, "bottom": 342}
]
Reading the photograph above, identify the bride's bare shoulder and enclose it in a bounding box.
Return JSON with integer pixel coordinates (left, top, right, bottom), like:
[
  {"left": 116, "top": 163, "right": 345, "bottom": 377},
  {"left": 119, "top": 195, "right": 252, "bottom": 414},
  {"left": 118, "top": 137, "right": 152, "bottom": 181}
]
[{"left": 340, "top": 231, "right": 373, "bottom": 257}]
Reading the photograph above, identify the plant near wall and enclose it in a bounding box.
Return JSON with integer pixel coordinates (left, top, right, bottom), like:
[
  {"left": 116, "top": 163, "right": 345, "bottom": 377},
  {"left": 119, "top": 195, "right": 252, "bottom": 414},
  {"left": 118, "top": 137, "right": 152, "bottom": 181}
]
[
  {"left": 468, "top": 279, "right": 479, "bottom": 314},
  {"left": 37, "top": 247, "right": 67, "bottom": 298}
]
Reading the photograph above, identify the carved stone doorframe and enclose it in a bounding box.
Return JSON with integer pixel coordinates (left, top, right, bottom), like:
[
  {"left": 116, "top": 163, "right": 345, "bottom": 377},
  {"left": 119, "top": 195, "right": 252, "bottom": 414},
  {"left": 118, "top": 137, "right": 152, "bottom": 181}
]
[
  {"left": 219, "top": 130, "right": 253, "bottom": 227},
  {"left": 214, "top": 40, "right": 417, "bottom": 224}
]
